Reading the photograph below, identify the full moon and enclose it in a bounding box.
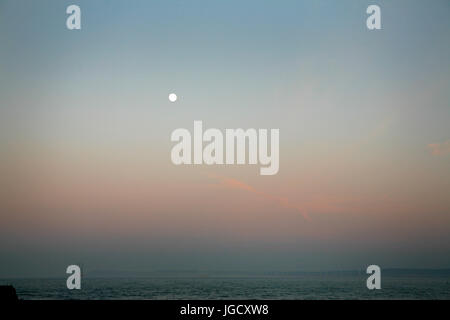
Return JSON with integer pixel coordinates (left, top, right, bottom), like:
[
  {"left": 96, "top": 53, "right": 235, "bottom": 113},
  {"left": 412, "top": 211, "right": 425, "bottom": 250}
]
[{"left": 168, "top": 93, "right": 177, "bottom": 102}]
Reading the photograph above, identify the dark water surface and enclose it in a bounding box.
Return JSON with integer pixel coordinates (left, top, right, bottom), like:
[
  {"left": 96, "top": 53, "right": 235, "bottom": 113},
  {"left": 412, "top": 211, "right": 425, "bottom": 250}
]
[{"left": 2, "top": 274, "right": 450, "bottom": 300}]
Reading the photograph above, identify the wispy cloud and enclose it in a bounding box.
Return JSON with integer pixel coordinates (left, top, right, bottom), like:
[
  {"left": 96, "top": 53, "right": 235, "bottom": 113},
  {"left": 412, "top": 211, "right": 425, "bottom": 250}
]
[
  {"left": 207, "top": 173, "right": 311, "bottom": 221},
  {"left": 428, "top": 140, "right": 450, "bottom": 156}
]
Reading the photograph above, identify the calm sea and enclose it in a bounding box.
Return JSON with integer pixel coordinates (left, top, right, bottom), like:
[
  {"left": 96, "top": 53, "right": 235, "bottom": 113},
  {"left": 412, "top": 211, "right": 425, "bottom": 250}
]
[{"left": 2, "top": 273, "right": 450, "bottom": 300}]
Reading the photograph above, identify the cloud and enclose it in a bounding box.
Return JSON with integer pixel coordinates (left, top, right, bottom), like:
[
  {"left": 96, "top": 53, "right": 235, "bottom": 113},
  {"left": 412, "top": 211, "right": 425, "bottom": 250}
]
[
  {"left": 428, "top": 140, "right": 450, "bottom": 156},
  {"left": 207, "top": 173, "right": 311, "bottom": 221}
]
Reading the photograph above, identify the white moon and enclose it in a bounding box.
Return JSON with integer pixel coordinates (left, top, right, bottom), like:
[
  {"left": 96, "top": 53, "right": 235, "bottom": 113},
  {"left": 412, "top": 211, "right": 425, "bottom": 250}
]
[{"left": 168, "top": 93, "right": 177, "bottom": 102}]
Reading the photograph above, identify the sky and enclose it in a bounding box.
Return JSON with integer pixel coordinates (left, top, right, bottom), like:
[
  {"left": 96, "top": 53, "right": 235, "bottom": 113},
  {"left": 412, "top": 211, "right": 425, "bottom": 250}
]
[{"left": 0, "top": 0, "right": 449, "bottom": 277}]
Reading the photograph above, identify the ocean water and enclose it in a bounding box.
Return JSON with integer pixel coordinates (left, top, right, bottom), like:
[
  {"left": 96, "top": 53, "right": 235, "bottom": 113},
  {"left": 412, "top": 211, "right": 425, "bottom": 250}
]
[{"left": 2, "top": 274, "right": 450, "bottom": 300}]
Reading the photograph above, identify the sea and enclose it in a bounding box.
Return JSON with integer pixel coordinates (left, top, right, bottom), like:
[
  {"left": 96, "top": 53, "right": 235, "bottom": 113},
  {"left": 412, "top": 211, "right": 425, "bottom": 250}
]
[{"left": 2, "top": 271, "right": 450, "bottom": 300}]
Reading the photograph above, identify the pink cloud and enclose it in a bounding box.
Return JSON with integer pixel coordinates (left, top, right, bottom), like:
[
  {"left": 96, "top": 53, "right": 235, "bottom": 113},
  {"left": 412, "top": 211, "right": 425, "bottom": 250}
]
[
  {"left": 428, "top": 140, "right": 450, "bottom": 156},
  {"left": 207, "top": 173, "right": 311, "bottom": 221}
]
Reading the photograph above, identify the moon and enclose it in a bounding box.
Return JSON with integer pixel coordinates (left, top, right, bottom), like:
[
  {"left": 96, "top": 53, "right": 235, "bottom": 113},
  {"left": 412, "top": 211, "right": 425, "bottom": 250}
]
[{"left": 168, "top": 93, "right": 177, "bottom": 102}]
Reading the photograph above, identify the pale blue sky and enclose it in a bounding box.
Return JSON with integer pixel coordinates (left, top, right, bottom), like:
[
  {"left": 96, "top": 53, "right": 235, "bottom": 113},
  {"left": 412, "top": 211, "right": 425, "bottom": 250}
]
[{"left": 1, "top": 0, "right": 449, "bottom": 277}]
